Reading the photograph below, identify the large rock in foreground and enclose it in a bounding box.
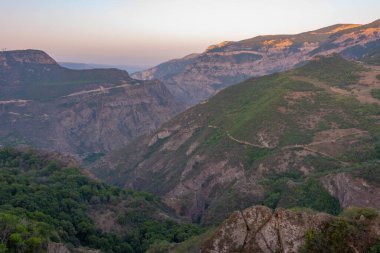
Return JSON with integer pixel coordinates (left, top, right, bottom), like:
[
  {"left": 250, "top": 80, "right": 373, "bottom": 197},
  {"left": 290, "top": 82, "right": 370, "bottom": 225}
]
[{"left": 201, "top": 206, "right": 331, "bottom": 253}]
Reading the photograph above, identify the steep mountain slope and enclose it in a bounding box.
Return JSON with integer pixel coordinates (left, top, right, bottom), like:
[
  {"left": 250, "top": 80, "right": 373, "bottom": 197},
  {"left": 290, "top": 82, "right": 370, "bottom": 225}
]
[
  {"left": 94, "top": 55, "right": 380, "bottom": 224},
  {"left": 0, "top": 50, "right": 183, "bottom": 157},
  {"left": 132, "top": 20, "right": 380, "bottom": 106},
  {"left": 0, "top": 148, "right": 202, "bottom": 253}
]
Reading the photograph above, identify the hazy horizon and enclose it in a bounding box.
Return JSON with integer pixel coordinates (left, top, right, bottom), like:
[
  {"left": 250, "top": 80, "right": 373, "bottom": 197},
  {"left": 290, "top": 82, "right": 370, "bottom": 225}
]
[{"left": 1, "top": 0, "right": 379, "bottom": 67}]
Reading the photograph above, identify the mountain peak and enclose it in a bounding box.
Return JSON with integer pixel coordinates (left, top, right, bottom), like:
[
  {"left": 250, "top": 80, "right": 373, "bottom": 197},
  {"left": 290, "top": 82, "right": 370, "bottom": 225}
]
[
  {"left": 0, "top": 49, "right": 57, "bottom": 65},
  {"left": 205, "top": 41, "right": 233, "bottom": 52}
]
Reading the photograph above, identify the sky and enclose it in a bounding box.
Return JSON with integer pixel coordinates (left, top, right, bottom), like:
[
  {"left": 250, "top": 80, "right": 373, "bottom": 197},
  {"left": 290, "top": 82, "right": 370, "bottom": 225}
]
[{"left": 1, "top": 0, "right": 379, "bottom": 68}]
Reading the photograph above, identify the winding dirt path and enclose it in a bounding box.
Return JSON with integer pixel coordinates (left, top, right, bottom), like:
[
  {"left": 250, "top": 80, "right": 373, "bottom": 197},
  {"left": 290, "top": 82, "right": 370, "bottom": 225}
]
[
  {"left": 207, "top": 67, "right": 380, "bottom": 164},
  {"left": 208, "top": 125, "right": 366, "bottom": 165}
]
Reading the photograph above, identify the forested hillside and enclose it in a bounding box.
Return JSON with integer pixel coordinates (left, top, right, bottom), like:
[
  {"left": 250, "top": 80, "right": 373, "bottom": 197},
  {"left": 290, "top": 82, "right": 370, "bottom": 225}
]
[{"left": 0, "top": 148, "right": 202, "bottom": 253}]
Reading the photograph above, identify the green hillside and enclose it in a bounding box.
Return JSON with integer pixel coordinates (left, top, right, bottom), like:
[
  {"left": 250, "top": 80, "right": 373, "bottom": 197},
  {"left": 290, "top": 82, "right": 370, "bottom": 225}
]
[
  {"left": 294, "top": 54, "right": 364, "bottom": 86},
  {"left": 97, "top": 55, "right": 380, "bottom": 224},
  {"left": 363, "top": 47, "right": 380, "bottom": 66},
  {"left": 0, "top": 148, "right": 202, "bottom": 253}
]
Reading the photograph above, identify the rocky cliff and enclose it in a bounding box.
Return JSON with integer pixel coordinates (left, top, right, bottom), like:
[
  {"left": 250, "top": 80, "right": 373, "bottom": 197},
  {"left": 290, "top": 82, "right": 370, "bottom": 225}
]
[
  {"left": 200, "top": 205, "right": 380, "bottom": 253},
  {"left": 0, "top": 50, "right": 183, "bottom": 158},
  {"left": 133, "top": 20, "right": 380, "bottom": 106},
  {"left": 321, "top": 173, "right": 380, "bottom": 211},
  {"left": 200, "top": 206, "right": 330, "bottom": 253}
]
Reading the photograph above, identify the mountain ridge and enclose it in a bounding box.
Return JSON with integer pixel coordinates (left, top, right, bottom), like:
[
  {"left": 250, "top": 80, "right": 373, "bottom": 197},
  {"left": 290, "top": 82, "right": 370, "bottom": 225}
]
[{"left": 132, "top": 19, "right": 380, "bottom": 106}]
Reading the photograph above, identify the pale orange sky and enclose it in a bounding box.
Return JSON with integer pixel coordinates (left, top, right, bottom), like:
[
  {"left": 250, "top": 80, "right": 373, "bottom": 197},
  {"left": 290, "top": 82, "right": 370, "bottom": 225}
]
[{"left": 1, "top": 0, "right": 379, "bottom": 67}]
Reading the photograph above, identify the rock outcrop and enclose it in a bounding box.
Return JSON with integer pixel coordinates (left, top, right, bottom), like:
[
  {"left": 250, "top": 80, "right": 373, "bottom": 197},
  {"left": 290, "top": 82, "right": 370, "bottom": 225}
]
[
  {"left": 48, "top": 243, "right": 71, "bottom": 253},
  {"left": 200, "top": 206, "right": 331, "bottom": 253},
  {"left": 321, "top": 173, "right": 380, "bottom": 211},
  {"left": 47, "top": 243, "right": 101, "bottom": 253}
]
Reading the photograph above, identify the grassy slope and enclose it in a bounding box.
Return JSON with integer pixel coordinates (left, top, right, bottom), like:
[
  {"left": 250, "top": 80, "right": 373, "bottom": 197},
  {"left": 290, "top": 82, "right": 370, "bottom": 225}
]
[{"left": 294, "top": 54, "right": 364, "bottom": 86}]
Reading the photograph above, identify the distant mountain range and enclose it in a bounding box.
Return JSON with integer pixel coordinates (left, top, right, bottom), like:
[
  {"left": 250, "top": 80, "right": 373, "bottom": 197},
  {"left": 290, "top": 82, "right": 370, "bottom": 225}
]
[
  {"left": 133, "top": 19, "right": 380, "bottom": 106},
  {"left": 0, "top": 49, "right": 183, "bottom": 157},
  {"left": 59, "top": 61, "right": 148, "bottom": 74}
]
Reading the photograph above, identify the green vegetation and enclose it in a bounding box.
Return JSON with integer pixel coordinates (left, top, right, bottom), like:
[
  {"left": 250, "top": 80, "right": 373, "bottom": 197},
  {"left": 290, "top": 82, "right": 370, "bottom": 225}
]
[
  {"left": 301, "top": 219, "right": 359, "bottom": 253},
  {"left": 0, "top": 148, "right": 202, "bottom": 253},
  {"left": 301, "top": 207, "right": 379, "bottom": 253},
  {"left": 147, "top": 228, "right": 216, "bottom": 253},
  {"left": 363, "top": 48, "right": 380, "bottom": 66},
  {"left": 296, "top": 54, "right": 364, "bottom": 87},
  {"left": 83, "top": 152, "right": 105, "bottom": 164},
  {"left": 349, "top": 161, "right": 380, "bottom": 185},
  {"left": 201, "top": 74, "right": 323, "bottom": 148},
  {"left": 369, "top": 239, "right": 380, "bottom": 253},
  {"left": 371, "top": 89, "right": 380, "bottom": 99},
  {"left": 203, "top": 128, "right": 224, "bottom": 147},
  {"left": 246, "top": 147, "right": 272, "bottom": 166},
  {"left": 262, "top": 173, "right": 341, "bottom": 215},
  {"left": 282, "top": 179, "right": 341, "bottom": 215},
  {"left": 340, "top": 207, "right": 378, "bottom": 220},
  {"left": 0, "top": 212, "right": 54, "bottom": 253},
  {"left": 377, "top": 75, "right": 380, "bottom": 81}
]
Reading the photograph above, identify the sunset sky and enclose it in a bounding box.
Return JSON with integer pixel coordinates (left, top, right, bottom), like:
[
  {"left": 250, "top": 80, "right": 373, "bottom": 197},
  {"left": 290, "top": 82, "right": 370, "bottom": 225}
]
[{"left": 1, "top": 0, "right": 379, "bottom": 67}]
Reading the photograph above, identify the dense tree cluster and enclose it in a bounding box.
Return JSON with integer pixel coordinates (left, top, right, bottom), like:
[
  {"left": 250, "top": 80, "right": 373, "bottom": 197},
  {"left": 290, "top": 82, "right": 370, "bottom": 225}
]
[{"left": 0, "top": 148, "right": 202, "bottom": 253}]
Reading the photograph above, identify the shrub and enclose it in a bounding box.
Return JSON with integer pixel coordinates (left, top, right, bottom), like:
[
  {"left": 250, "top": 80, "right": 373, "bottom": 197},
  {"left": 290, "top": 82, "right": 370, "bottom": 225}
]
[
  {"left": 300, "top": 219, "right": 357, "bottom": 253},
  {"left": 371, "top": 89, "right": 380, "bottom": 99},
  {"left": 369, "top": 239, "right": 380, "bottom": 253},
  {"left": 340, "top": 207, "right": 379, "bottom": 220}
]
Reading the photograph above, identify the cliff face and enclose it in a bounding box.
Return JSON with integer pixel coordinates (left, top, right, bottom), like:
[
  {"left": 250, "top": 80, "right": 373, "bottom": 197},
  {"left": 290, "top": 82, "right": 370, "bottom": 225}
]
[
  {"left": 0, "top": 50, "right": 183, "bottom": 158},
  {"left": 200, "top": 205, "right": 380, "bottom": 253},
  {"left": 321, "top": 173, "right": 380, "bottom": 211},
  {"left": 132, "top": 20, "right": 380, "bottom": 106}
]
